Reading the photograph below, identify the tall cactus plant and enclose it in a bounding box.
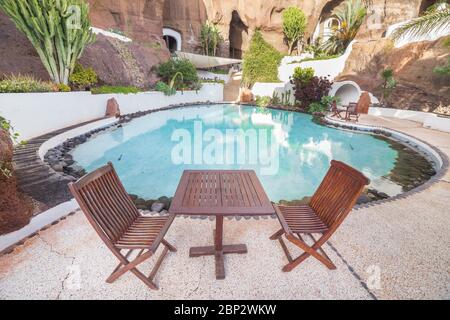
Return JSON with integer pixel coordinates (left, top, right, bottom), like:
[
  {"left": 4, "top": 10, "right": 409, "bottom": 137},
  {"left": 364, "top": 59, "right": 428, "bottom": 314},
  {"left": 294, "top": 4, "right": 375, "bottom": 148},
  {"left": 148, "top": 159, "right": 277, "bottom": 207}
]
[{"left": 0, "top": 0, "right": 95, "bottom": 84}]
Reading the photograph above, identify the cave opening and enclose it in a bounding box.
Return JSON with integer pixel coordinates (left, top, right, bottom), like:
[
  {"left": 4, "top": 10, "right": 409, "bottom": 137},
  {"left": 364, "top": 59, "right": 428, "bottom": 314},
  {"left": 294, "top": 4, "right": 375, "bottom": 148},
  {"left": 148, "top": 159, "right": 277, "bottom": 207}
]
[
  {"left": 419, "top": 0, "right": 439, "bottom": 14},
  {"left": 229, "top": 10, "right": 248, "bottom": 59},
  {"left": 163, "top": 35, "right": 178, "bottom": 53},
  {"left": 311, "top": 0, "right": 345, "bottom": 44}
]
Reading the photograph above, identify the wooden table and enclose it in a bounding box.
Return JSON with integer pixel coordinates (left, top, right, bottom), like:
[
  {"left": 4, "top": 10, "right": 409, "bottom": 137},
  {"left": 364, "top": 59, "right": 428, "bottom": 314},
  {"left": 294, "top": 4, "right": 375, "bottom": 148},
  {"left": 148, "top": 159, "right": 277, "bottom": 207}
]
[{"left": 169, "top": 170, "right": 275, "bottom": 279}]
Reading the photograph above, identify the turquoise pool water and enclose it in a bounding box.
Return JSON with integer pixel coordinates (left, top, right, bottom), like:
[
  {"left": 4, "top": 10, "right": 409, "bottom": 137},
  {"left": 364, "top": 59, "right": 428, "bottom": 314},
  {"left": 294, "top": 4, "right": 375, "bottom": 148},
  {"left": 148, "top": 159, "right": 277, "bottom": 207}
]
[{"left": 71, "top": 104, "right": 401, "bottom": 202}]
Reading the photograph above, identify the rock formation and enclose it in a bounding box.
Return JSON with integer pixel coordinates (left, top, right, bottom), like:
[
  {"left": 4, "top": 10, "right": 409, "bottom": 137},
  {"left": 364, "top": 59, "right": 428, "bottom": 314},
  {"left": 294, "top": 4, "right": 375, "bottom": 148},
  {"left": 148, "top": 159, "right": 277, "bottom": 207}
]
[{"left": 337, "top": 37, "right": 450, "bottom": 114}]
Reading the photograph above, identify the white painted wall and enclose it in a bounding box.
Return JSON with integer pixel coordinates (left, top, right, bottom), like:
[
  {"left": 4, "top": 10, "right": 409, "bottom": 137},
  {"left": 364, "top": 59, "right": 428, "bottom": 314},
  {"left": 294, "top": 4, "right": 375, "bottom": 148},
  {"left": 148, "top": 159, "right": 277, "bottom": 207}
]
[
  {"left": 91, "top": 27, "right": 132, "bottom": 42},
  {"left": 369, "top": 107, "right": 450, "bottom": 133},
  {"left": 278, "top": 40, "right": 356, "bottom": 82},
  {"left": 0, "top": 83, "right": 223, "bottom": 140},
  {"left": 252, "top": 83, "right": 286, "bottom": 98},
  {"left": 330, "top": 81, "right": 380, "bottom": 105}
]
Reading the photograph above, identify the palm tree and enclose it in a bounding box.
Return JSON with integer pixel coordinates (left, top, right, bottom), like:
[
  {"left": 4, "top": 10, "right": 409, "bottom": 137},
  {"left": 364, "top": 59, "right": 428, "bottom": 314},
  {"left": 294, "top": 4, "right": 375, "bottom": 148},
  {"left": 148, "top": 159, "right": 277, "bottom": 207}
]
[
  {"left": 391, "top": 2, "right": 450, "bottom": 40},
  {"left": 321, "top": 0, "right": 367, "bottom": 54}
]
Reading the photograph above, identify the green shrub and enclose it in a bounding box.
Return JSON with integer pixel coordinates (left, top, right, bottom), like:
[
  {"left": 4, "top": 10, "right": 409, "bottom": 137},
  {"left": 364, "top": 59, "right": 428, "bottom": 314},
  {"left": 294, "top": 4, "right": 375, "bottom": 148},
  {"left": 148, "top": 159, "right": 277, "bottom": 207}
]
[
  {"left": 307, "top": 96, "right": 340, "bottom": 114},
  {"left": 57, "top": 84, "right": 71, "bottom": 92},
  {"left": 255, "top": 96, "right": 272, "bottom": 108},
  {"left": 434, "top": 57, "right": 450, "bottom": 76},
  {"left": 242, "top": 30, "right": 283, "bottom": 87},
  {"left": 157, "top": 58, "right": 200, "bottom": 90},
  {"left": 154, "top": 81, "right": 176, "bottom": 96},
  {"left": 0, "top": 75, "right": 55, "bottom": 93},
  {"left": 292, "top": 67, "right": 315, "bottom": 83},
  {"left": 69, "top": 63, "right": 98, "bottom": 89},
  {"left": 282, "top": 7, "right": 307, "bottom": 55},
  {"left": 91, "top": 86, "right": 141, "bottom": 95},
  {"left": 200, "top": 21, "right": 223, "bottom": 56}
]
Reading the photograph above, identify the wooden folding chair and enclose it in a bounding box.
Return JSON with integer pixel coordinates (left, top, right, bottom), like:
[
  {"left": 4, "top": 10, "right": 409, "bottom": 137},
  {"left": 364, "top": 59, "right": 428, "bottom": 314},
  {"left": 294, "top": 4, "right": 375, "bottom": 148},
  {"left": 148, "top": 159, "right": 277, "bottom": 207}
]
[
  {"left": 68, "top": 162, "right": 176, "bottom": 290},
  {"left": 270, "top": 160, "right": 369, "bottom": 272},
  {"left": 330, "top": 101, "right": 345, "bottom": 119}
]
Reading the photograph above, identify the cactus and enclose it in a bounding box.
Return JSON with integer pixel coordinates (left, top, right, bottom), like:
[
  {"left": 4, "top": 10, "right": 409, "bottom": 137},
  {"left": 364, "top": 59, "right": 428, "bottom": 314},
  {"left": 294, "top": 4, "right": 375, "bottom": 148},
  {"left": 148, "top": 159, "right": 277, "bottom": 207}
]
[{"left": 0, "top": 0, "right": 95, "bottom": 84}]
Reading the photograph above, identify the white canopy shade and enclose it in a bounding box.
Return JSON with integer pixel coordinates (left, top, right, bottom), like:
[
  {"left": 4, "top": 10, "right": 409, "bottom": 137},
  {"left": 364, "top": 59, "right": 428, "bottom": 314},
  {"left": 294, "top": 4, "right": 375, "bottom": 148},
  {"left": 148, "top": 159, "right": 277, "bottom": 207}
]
[{"left": 176, "top": 51, "right": 242, "bottom": 69}]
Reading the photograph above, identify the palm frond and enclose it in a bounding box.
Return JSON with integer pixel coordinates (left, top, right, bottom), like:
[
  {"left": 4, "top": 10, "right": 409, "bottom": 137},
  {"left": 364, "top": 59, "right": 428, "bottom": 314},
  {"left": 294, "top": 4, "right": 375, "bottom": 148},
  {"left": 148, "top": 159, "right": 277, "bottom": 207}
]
[{"left": 391, "top": 9, "right": 450, "bottom": 40}]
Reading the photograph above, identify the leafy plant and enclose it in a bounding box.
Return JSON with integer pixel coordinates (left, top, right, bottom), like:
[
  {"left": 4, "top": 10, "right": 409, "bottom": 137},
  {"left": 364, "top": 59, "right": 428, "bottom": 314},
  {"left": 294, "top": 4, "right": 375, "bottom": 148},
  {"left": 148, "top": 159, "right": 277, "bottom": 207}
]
[
  {"left": 292, "top": 67, "right": 315, "bottom": 83},
  {"left": 391, "top": 2, "right": 449, "bottom": 41},
  {"left": 242, "top": 30, "right": 283, "bottom": 87},
  {"left": 282, "top": 7, "right": 307, "bottom": 55},
  {"left": 200, "top": 21, "right": 223, "bottom": 56},
  {"left": 308, "top": 95, "right": 340, "bottom": 114},
  {"left": 57, "top": 83, "right": 71, "bottom": 92},
  {"left": 69, "top": 63, "right": 98, "bottom": 90},
  {"left": 154, "top": 81, "right": 176, "bottom": 96},
  {"left": 0, "top": 74, "right": 55, "bottom": 93},
  {"left": 0, "top": 115, "right": 25, "bottom": 146},
  {"left": 321, "top": 0, "right": 367, "bottom": 54},
  {"left": 91, "top": 86, "right": 141, "bottom": 95},
  {"left": 0, "top": 0, "right": 96, "bottom": 85},
  {"left": 255, "top": 96, "right": 272, "bottom": 108},
  {"left": 380, "top": 67, "right": 397, "bottom": 105},
  {"left": 157, "top": 58, "right": 200, "bottom": 90},
  {"left": 434, "top": 57, "right": 450, "bottom": 76},
  {"left": 291, "top": 75, "right": 333, "bottom": 110}
]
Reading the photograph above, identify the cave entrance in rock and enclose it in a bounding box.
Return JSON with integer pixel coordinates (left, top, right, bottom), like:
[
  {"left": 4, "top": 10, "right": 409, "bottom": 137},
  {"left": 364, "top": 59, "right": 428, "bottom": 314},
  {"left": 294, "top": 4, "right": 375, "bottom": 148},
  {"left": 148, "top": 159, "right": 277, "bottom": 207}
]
[
  {"left": 162, "top": 27, "right": 182, "bottom": 53},
  {"left": 419, "top": 0, "right": 438, "bottom": 14},
  {"left": 229, "top": 10, "right": 248, "bottom": 59},
  {"left": 311, "top": 0, "right": 345, "bottom": 44},
  {"left": 163, "top": 35, "right": 178, "bottom": 53}
]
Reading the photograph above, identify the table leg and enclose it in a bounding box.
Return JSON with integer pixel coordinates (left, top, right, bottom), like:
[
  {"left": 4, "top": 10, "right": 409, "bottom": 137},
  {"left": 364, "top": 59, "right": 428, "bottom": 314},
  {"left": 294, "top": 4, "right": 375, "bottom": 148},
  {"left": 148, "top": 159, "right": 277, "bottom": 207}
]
[{"left": 189, "top": 216, "right": 248, "bottom": 280}]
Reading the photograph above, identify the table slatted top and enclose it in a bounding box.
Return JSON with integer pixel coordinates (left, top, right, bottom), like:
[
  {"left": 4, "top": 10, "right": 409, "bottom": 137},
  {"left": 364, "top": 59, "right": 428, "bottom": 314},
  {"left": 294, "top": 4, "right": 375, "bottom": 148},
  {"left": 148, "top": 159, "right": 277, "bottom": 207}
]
[{"left": 169, "top": 170, "right": 275, "bottom": 216}]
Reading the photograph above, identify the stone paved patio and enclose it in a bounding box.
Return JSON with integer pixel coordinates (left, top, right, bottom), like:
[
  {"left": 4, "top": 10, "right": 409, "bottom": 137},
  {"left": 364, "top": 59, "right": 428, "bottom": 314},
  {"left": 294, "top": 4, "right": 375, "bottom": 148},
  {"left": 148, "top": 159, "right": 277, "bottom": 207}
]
[{"left": 0, "top": 115, "right": 449, "bottom": 300}]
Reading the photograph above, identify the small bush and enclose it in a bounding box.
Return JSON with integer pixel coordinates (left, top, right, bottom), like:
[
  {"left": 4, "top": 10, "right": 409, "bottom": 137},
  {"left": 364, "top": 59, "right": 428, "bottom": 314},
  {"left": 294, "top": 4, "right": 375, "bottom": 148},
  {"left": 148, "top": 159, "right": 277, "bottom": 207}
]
[
  {"left": 242, "top": 30, "right": 283, "bottom": 87},
  {"left": 69, "top": 63, "right": 98, "bottom": 89},
  {"left": 91, "top": 86, "right": 141, "bottom": 95},
  {"left": 307, "top": 96, "right": 340, "bottom": 114},
  {"left": 291, "top": 74, "right": 333, "bottom": 110},
  {"left": 157, "top": 58, "right": 200, "bottom": 90},
  {"left": 292, "top": 67, "right": 314, "bottom": 83},
  {"left": 154, "top": 81, "right": 176, "bottom": 96},
  {"left": 255, "top": 96, "right": 271, "bottom": 108},
  {"left": 57, "top": 84, "right": 71, "bottom": 92},
  {"left": 0, "top": 75, "right": 55, "bottom": 93}
]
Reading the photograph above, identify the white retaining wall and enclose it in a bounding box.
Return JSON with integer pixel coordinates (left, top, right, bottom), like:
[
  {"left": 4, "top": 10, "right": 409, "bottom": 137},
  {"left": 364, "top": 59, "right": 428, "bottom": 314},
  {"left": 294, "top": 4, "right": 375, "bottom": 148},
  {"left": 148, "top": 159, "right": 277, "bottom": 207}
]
[
  {"left": 369, "top": 107, "right": 450, "bottom": 133},
  {"left": 278, "top": 41, "right": 356, "bottom": 82},
  {"left": 0, "top": 83, "right": 223, "bottom": 140}
]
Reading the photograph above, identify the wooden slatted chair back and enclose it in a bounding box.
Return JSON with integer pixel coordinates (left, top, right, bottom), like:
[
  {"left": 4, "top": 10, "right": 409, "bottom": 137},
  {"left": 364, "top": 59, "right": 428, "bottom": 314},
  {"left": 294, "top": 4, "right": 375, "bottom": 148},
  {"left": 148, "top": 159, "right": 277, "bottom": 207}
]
[
  {"left": 309, "top": 160, "right": 369, "bottom": 228},
  {"left": 68, "top": 162, "right": 140, "bottom": 244}
]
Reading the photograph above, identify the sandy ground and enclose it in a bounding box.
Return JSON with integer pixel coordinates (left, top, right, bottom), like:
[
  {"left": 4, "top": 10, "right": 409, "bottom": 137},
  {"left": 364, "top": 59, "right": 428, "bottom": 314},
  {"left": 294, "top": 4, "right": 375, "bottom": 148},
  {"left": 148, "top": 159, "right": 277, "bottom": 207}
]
[{"left": 0, "top": 115, "right": 449, "bottom": 300}]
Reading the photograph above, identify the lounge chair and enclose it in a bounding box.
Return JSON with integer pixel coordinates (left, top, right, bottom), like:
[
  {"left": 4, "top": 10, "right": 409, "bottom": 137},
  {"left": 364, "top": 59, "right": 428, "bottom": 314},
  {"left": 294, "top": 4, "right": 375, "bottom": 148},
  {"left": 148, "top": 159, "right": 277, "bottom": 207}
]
[
  {"left": 68, "top": 162, "right": 176, "bottom": 290},
  {"left": 270, "top": 160, "right": 369, "bottom": 271}
]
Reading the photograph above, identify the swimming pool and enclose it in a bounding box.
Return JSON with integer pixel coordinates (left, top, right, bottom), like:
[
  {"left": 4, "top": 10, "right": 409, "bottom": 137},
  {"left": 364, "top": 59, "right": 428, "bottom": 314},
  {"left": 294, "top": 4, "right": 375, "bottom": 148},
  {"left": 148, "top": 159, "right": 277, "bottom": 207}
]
[{"left": 71, "top": 104, "right": 407, "bottom": 202}]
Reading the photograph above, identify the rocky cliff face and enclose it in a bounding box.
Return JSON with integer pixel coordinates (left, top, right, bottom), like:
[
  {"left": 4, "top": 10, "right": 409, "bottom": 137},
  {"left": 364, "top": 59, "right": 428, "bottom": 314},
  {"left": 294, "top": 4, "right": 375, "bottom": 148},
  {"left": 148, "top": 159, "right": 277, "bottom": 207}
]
[{"left": 337, "top": 37, "right": 450, "bottom": 114}]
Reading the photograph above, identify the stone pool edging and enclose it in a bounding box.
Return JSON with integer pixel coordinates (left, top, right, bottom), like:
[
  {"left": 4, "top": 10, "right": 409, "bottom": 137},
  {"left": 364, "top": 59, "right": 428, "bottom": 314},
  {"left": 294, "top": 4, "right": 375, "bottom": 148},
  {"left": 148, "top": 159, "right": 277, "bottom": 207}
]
[{"left": 322, "top": 116, "right": 449, "bottom": 211}]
